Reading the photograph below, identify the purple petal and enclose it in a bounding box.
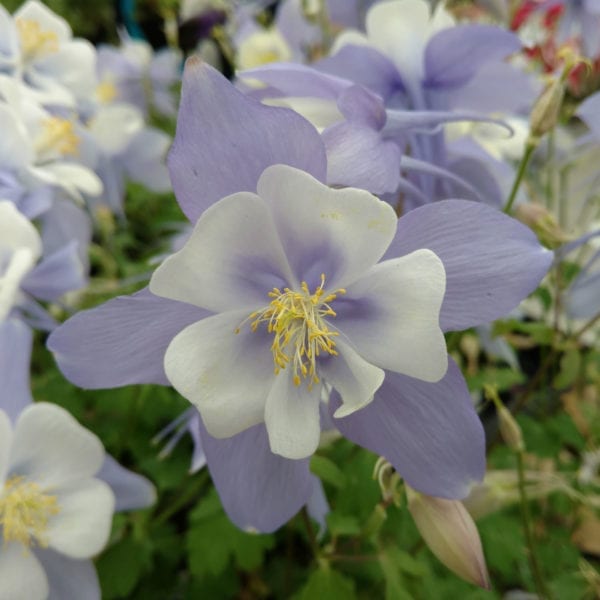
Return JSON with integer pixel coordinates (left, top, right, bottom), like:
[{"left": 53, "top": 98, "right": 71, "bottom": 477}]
[
  {"left": 0, "top": 319, "right": 33, "bottom": 423},
  {"left": 34, "top": 550, "right": 100, "bottom": 600},
  {"left": 577, "top": 91, "right": 600, "bottom": 140},
  {"left": 241, "top": 62, "right": 351, "bottom": 100},
  {"left": 23, "top": 242, "right": 86, "bottom": 301},
  {"left": 47, "top": 288, "right": 208, "bottom": 388},
  {"left": 337, "top": 84, "right": 386, "bottom": 129},
  {"left": 96, "top": 454, "right": 156, "bottom": 512},
  {"left": 332, "top": 360, "right": 485, "bottom": 499},
  {"left": 425, "top": 25, "right": 521, "bottom": 88},
  {"left": 306, "top": 475, "right": 330, "bottom": 539},
  {"left": 438, "top": 62, "right": 539, "bottom": 113},
  {"left": 323, "top": 120, "right": 401, "bottom": 194},
  {"left": 40, "top": 199, "right": 92, "bottom": 273},
  {"left": 202, "top": 422, "right": 312, "bottom": 532},
  {"left": 317, "top": 44, "right": 403, "bottom": 101},
  {"left": 168, "top": 58, "right": 326, "bottom": 222},
  {"left": 385, "top": 200, "right": 553, "bottom": 331}
]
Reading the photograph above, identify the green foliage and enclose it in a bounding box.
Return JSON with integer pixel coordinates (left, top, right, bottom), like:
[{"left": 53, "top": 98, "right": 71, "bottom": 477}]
[{"left": 295, "top": 567, "right": 357, "bottom": 600}]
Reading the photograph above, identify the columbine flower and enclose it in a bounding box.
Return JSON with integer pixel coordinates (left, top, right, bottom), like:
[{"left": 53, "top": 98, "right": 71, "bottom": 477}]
[
  {"left": 149, "top": 162, "right": 447, "bottom": 458},
  {"left": 48, "top": 60, "right": 552, "bottom": 532},
  {"left": 0, "top": 0, "right": 97, "bottom": 108},
  {"left": 0, "top": 403, "right": 114, "bottom": 600}
]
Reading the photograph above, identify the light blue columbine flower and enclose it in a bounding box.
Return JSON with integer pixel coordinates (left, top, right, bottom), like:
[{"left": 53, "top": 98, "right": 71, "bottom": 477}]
[
  {"left": 0, "top": 402, "right": 155, "bottom": 600},
  {"left": 243, "top": 0, "right": 537, "bottom": 208},
  {"left": 48, "top": 60, "right": 552, "bottom": 532}
]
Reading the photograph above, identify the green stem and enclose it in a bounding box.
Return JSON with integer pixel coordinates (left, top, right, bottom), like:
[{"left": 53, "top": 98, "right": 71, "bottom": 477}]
[
  {"left": 153, "top": 471, "right": 208, "bottom": 526},
  {"left": 300, "top": 507, "right": 321, "bottom": 560},
  {"left": 504, "top": 142, "right": 536, "bottom": 214},
  {"left": 516, "top": 451, "right": 553, "bottom": 599}
]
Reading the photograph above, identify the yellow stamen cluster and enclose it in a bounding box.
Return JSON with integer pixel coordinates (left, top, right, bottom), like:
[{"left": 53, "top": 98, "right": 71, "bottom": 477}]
[
  {"left": 96, "top": 79, "right": 117, "bottom": 104},
  {"left": 0, "top": 476, "right": 60, "bottom": 548},
  {"left": 37, "top": 117, "right": 79, "bottom": 157},
  {"left": 16, "top": 18, "right": 59, "bottom": 60},
  {"left": 237, "top": 274, "right": 345, "bottom": 387}
]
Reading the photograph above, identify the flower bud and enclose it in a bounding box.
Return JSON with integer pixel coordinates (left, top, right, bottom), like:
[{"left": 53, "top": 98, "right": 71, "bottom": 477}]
[
  {"left": 497, "top": 404, "right": 525, "bottom": 452},
  {"left": 485, "top": 385, "right": 525, "bottom": 452},
  {"left": 406, "top": 487, "right": 490, "bottom": 589},
  {"left": 515, "top": 203, "right": 569, "bottom": 249},
  {"left": 530, "top": 77, "right": 565, "bottom": 140}
]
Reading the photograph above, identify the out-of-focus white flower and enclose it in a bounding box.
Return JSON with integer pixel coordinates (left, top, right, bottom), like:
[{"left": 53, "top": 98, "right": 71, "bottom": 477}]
[
  {"left": 236, "top": 28, "right": 293, "bottom": 69},
  {"left": 0, "top": 0, "right": 97, "bottom": 107},
  {"left": 0, "top": 403, "right": 115, "bottom": 600}
]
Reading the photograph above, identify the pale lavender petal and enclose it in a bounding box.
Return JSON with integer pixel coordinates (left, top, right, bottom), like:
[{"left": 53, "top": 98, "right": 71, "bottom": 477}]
[
  {"left": 275, "top": 0, "right": 321, "bottom": 59},
  {"left": 47, "top": 288, "right": 208, "bottom": 388},
  {"left": 202, "top": 422, "right": 312, "bottom": 532},
  {"left": 40, "top": 199, "right": 92, "bottom": 272},
  {"left": 187, "top": 411, "right": 207, "bottom": 473},
  {"left": 96, "top": 454, "right": 156, "bottom": 511},
  {"left": 0, "top": 319, "right": 33, "bottom": 423},
  {"left": 385, "top": 200, "right": 553, "bottom": 331},
  {"left": 241, "top": 62, "right": 351, "bottom": 100},
  {"left": 332, "top": 360, "right": 485, "bottom": 499},
  {"left": 567, "top": 269, "right": 600, "bottom": 319},
  {"left": 425, "top": 25, "right": 520, "bottom": 88},
  {"left": 35, "top": 551, "right": 100, "bottom": 600},
  {"left": 577, "top": 91, "right": 600, "bottom": 140},
  {"left": 400, "top": 155, "right": 484, "bottom": 201},
  {"left": 123, "top": 128, "right": 171, "bottom": 193},
  {"left": 306, "top": 475, "right": 329, "bottom": 539},
  {"left": 323, "top": 120, "right": 401, "bottom": 194},
  {"left": 439, "top": 62, "right": 538, "bottom": 113},
  {"left": 317, "top": 44, "right": 403, "bottom": 100},
  {"left": 169, "top": 58, "right": 326, "bottom": 222},
  {"left": 23, "top": 242, "right": 85, "bottom": 301}
]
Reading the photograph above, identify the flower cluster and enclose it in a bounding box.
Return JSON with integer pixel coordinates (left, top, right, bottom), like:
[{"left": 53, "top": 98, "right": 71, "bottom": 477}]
[{"left": 4, "top": 0, "right": 600, "bottom": 597}]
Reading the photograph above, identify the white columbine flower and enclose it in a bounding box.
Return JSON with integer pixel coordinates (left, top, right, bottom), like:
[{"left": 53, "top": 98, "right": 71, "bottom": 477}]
[
  {"left": 0, "top": 403, "right": 115, "bottom": 600},
  {"left": 150, "top": 164, "right": 447, "bottom": 459}
]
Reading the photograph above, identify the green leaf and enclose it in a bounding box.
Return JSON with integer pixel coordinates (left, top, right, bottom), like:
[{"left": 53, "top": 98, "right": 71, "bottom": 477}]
[
  {"left": 187, "top": 491, "right": 275, "bottom": 577},
  {"left": 326, "top": 513, "right": 361, "bottom": 536},
  {"left": 296, "top": 567, "right": 357, "bottom": 600},
  {"left": 553, "top": 348, "right": 582, "bottom": 389},
  {"left": 310, "top": 455, "right": 347, "bottom": 489},
  {"left": 379, "top": 549, "right": 416, "bottom": 600},
  {"left": 96, "top": 537, "right": 152, "bottom": 599}
]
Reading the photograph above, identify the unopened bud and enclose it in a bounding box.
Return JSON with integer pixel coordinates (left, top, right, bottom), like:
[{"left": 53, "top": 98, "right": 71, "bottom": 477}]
[
  {"left": 515, "top": 203, "right": 569, "bottom": 248},
  {"left": 485, "top": 385, "right": 525, "bottom": 452},
  {"left": 530, "top": 77, "right": 565, "bottom": 139},
  {"left": 406, "top": 486, "right": 490, "bottom": 589}
]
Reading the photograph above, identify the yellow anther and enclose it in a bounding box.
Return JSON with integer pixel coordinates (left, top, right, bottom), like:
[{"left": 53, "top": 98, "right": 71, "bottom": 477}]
[
  {"left": 96, "top": 79, "right": 118, "bottom": 104},
  {"left": 237, "top": 273, "right": 345, "bottom": 387},
  {"left": 16, "top": 18, "right": 59, "bottom": 61},
  {"left": 0, "top": 476, "right": 60, "bottom": 548},
  {"left": 36, "top": 117, "right": 79, "bottom": 157}
]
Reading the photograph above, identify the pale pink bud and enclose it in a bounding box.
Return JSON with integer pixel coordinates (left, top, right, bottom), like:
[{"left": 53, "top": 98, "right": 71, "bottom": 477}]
[{"left": 407, "top": 487, "right": 490, "bottom": 589}]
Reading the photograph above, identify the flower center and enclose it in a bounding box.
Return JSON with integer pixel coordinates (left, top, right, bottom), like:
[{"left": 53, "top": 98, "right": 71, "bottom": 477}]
[
  {"left": 35, "top": 117, "right": 79, "bottom": 158},
  {"left": 237, "top": 274, "right": 345, "bottom": 387},
  {"left": 0, "top": 476, "right": 60, "bottom": 548},
  {"left": 96, "top": 79, "right": 118, "bottom": 104},
  {"left": 16, "top": 18, "right": 59, "bottom": 61}
]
